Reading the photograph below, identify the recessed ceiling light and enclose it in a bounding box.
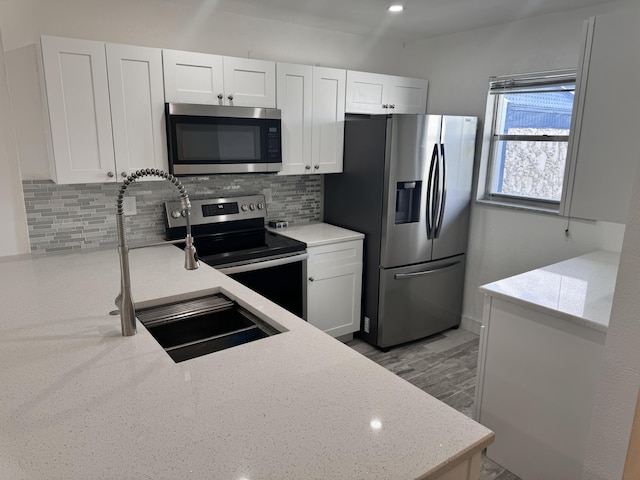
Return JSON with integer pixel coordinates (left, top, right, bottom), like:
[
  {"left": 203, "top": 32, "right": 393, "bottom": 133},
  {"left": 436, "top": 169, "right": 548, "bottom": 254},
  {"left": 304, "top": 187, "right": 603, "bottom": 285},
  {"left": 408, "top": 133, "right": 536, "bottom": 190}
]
[{"left": 388, "top": 5, "right": 404, "bottom": 12}]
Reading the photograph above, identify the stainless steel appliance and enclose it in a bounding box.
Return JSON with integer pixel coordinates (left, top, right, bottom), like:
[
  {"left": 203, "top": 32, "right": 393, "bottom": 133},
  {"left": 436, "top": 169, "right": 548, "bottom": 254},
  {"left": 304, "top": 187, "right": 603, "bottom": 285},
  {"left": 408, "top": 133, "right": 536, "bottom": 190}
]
[
  {"left": 324, "top": 114, "right": 477, "bottom": 349},
  {"left": 165, "top": 104, "right": 282, "bottom": 175},
  {"left": 165, "top": 195, "right": 307, "bottom": 317}
]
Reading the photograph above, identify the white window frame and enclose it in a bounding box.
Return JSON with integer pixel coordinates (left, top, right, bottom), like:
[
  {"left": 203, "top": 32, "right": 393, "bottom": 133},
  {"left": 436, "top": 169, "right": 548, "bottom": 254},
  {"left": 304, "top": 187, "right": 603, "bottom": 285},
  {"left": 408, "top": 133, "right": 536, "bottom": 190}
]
[{"left": 476, "top": 70, "right": 577, "bottom": 213}]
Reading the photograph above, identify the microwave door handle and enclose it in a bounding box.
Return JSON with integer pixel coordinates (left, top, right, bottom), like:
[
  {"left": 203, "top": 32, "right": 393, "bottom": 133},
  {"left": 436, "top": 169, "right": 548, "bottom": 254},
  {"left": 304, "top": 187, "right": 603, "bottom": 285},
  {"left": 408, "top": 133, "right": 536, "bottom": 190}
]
[
  {"left": 426, "top": 143, "right": 438, "bottom": 239},
  {"left": 434, "top": 143, "right": 447, "bottom": 239}
]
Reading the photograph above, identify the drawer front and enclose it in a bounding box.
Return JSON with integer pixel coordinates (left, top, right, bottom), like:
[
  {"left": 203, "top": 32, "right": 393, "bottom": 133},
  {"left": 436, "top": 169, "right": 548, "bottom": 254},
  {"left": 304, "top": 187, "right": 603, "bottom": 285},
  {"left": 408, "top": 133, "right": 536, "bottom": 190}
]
[{"left": 307, "top": 240, "right": 363, "bottom": 271}]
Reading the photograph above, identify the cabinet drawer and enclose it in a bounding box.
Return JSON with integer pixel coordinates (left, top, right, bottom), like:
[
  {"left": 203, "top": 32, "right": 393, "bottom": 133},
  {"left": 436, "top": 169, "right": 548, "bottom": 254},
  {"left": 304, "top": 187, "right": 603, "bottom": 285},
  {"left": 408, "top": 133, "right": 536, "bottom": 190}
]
[{"left": 307, "top": 240, "right": 363, "bottom": 269}]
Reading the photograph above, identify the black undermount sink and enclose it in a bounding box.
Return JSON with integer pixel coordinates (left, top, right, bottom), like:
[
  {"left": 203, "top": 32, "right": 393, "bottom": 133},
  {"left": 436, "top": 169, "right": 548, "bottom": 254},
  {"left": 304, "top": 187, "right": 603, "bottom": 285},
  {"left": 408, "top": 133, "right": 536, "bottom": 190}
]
[{"left": 136, "top": 294, "right": 281, "bottom": 362}]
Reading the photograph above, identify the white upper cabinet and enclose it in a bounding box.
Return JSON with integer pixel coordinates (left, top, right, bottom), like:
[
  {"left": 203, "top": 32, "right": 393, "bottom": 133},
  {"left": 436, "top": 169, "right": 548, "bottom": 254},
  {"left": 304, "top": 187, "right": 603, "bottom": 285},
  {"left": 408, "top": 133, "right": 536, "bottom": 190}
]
[
  {"left": 163, "top": 50, "right": 276, "bottom": 107},
  {"left": 345, "top": 70, "right": 428, "bottom": 114},
  {"left": 223, "top": 57, "right": 276, "bottom": 108},
  {"left": 41, "top": 36, "right": 115, "bottom": 184},
  {"left": 106, "top": 44, "right": 166, "bottom": 179},
  {"left": 162, "top": 49, "right": 224, "bottom": 105},
  {"left": 276, "top": 63, "right": 313, "bottom": 175},
  {"left": 41, "top": 36, "right": 166, "bottom": 184},
  {"left": 312, "top": 67, "right": 346, "bottom": 174},
  {"left": 561, "top": 7, "right": 640, "bottom": 223},
  {"left": 277, "top": 64, "right": 345, "bottom": 175}
]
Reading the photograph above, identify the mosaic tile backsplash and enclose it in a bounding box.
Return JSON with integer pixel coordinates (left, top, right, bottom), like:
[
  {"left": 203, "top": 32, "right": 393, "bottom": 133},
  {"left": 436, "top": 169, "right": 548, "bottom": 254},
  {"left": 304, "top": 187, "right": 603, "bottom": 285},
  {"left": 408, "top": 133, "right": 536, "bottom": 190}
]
[{"left": 23, "top": 174, "right": 322, "bottom": 254}]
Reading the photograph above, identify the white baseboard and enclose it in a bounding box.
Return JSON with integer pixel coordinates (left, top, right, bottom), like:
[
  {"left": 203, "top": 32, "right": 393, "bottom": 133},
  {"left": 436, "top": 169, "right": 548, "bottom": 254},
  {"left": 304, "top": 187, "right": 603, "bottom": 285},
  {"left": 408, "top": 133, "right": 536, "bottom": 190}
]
[{"left": 460, "top": 315, "right": 482, "bottom": 335}]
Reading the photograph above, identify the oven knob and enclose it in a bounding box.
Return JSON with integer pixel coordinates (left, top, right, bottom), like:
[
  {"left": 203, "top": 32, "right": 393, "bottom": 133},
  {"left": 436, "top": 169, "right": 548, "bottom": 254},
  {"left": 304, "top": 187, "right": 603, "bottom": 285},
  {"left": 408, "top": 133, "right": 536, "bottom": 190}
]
[
  {"left": 249, "top": 203, "right": 256, "bottom": 211},
  {"left": 257, "top": 202, "right": 265, "bottom": 210},
  {"left": 241, "top": 204, "right": 249, "bottom": 212},
  {"left": 170, "top": 210, "right": 182, "bottom": 219}
]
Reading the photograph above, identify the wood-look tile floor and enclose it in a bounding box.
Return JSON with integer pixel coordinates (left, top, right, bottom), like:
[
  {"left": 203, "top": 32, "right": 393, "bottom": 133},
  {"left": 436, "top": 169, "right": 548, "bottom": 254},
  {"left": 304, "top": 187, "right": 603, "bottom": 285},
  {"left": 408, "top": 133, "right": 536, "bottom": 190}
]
[{"left": 346, "top": 328, "right": 521, "bottom": 480}]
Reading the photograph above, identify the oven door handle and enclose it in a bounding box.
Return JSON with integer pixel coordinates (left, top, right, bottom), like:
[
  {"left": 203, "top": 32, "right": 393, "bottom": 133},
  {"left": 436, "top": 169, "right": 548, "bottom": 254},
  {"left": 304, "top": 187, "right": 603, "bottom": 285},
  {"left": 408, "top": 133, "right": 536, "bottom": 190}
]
[{"left": 217, "top": 252, "right": 309, "bottom": 275}]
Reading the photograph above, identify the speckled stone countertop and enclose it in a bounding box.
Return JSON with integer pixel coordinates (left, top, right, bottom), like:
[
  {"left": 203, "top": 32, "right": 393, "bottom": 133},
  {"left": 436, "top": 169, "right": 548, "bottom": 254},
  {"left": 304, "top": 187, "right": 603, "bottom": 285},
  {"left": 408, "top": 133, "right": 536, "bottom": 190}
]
[
  {"left": 480, "top": 250, "right": 620, "bottom": 332},
  {"left": 0, "top": 245, "right": 492, "bottom": 479},
  {"left": 267, "top": 222, "right": 364, "bottom": 247}
]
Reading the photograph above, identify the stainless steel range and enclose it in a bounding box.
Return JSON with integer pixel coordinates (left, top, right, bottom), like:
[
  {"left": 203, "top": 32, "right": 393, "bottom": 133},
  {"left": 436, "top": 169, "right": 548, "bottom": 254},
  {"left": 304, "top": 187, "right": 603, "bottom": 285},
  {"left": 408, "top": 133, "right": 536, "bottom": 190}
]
[{"left": 165, "top": 194, "right": 308, "bottom": 318}]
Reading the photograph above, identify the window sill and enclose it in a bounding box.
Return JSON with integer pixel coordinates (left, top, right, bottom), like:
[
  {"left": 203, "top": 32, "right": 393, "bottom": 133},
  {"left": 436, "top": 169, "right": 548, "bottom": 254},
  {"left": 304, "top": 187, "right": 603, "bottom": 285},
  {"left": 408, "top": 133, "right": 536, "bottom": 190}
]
[{"left": 475, "top": 198, "right": 561, "bottom": 216}]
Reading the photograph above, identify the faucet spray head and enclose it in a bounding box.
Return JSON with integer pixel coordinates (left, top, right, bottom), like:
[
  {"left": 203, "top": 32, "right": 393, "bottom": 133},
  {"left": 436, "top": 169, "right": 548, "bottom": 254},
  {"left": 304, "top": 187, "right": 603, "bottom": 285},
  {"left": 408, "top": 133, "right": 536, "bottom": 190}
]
[{"left": 184, "top": 237, "right": 199, "bottom": 270}]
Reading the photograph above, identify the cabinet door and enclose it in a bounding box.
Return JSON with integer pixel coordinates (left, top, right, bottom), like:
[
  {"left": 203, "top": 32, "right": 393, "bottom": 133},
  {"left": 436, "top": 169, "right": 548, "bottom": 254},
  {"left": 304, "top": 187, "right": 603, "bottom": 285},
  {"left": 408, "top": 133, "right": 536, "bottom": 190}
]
[
  {"left": 276, "top": 63, "right": 313, "bottom": 175},
  {"left": 311, "top": 67, "right": 346, "bottom": 174},
  {"left": 307, "top": 240, "right": 363, "bottom": 337},
  {"left": 107, "top": 44, "right": 167, "bottom": 178},
  {"left": 387, "top": 76, "right": 428, "bottom": 114},
  {"left": 222, "top": 57, "right": 276, "bottom": 107},
  {"left": 561, "top": 7, "right": 640, "bottom": 223},
  {"left": 345, "top": 70, "right": 387, "bottom": 114},
  {"left": 162, "top": 49, "right": 224, "bottom": 105},
  {"left": 41, "top": 36, "right": 115, "bottom": 184}
]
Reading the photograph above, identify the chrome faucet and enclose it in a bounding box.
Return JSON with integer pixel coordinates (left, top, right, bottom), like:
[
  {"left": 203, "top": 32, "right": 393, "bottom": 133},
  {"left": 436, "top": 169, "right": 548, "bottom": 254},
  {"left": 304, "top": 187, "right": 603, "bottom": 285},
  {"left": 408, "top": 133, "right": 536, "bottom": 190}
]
[{"left": 115, "top": 169, "right": 199, "bottom": 336}]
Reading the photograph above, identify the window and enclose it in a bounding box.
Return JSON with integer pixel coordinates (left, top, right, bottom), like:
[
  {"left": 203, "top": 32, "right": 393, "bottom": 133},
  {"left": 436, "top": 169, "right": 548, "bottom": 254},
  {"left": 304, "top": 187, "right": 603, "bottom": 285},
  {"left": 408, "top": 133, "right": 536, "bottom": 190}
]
[{"left": 480, "top": 70, "right": 576, "bottom": 210}]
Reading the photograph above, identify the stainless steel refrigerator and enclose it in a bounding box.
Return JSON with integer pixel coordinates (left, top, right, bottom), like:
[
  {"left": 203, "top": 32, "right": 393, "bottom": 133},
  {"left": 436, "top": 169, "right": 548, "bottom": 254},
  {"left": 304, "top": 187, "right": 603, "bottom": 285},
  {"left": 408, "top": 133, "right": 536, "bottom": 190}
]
[{"left": 324, "top": 114, "right": 477, "bottom": 349}]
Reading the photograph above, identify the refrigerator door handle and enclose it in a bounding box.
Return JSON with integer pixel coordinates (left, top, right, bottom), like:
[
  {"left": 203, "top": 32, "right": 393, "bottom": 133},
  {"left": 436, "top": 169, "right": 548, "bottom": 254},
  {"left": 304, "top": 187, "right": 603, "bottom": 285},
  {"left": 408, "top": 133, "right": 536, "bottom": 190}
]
[
  {"left": 394, "top": 261, "right": 461, "bottom": 280},
  {"left": 434, "top": 143, "right": 448, "bottom": 238},
  {"left": 426, "top": 143, "right": 439, "bottom": 239}
]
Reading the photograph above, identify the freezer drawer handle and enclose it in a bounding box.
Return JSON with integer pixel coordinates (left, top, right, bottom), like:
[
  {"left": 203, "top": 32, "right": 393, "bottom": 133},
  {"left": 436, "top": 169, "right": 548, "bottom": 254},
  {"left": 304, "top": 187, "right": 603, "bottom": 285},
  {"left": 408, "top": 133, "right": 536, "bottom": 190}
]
[{"left": 394, "top": 261, "right": 461, "bottom": 280}]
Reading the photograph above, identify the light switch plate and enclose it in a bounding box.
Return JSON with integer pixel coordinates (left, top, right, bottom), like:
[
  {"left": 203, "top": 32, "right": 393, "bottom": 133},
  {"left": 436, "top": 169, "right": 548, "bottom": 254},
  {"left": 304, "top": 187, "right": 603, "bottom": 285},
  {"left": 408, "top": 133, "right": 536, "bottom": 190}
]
[{"left": 123, "top": 196, "right": 137, "bottom": 216}]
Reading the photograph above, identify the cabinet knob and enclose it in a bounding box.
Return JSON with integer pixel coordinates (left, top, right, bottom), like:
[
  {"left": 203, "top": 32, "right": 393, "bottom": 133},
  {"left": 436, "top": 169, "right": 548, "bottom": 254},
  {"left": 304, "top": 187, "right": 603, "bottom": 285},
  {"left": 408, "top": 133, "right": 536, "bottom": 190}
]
[
  {"left": 217, "top": 93, "right": 224, "bottom": 100},
  {"left": 308, "top": 277, "right": 314, "bottom": 282},
  {"left": 389, "top": 104, "right": 395, "bottom": 109},
  {"left": 121, "top": 172, "right": 128, "bottom": 178},
  {"left": 382, "top": 104, "right": 389, "bottom": 109},
  {"left": 314, "top": 165, "right": 320, "bottom": 170},
  {"left": 107, "top": 171, "right": 114, "bottom": 178},
  {"left": 305, "top": 165, "right": 311, "bottom": 170},
  {"left": 227, "top": 94, "right": 234, "bottom": 101}
]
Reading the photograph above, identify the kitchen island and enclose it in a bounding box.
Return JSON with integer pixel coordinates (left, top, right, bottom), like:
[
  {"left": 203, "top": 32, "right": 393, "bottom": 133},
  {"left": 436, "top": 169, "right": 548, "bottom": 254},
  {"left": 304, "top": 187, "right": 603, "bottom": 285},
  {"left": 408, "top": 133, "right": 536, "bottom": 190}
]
[
  {"left": 475, "top": 250, "right": 619, "bottom": 480},
  {"left": 0, "top": 245, "right": 493, "bottom": 480}
]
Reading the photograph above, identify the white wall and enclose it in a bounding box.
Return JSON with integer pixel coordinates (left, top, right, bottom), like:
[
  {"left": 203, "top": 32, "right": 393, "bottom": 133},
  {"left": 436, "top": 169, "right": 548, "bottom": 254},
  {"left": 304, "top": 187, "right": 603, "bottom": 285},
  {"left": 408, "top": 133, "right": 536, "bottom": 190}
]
[
  {"left": 0, "top": 31, "right": 29, "bottom": 256},
  {"left": 401, "top": 0, "right": 634, "bottom": 327},
  {"left": 582, "top": 150, "right": 640, "bottom": 479},
  {"left": 0, "top": 0, "right": 407, "bottom": 180}
]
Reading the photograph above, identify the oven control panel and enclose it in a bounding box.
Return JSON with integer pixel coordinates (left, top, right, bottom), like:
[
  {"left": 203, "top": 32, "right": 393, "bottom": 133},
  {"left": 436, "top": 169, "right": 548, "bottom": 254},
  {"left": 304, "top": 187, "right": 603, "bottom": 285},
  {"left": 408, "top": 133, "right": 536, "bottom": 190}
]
[{"left": 165, "top": 195, "right": 268, "bottom": 228}]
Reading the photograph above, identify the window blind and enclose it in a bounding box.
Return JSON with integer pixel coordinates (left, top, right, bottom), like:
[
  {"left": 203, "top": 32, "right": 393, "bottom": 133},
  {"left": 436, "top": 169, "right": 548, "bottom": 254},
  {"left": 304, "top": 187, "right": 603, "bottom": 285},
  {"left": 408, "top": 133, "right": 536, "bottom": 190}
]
[{"left": 489, "top": 69, "right": 576, "bottom": 94}]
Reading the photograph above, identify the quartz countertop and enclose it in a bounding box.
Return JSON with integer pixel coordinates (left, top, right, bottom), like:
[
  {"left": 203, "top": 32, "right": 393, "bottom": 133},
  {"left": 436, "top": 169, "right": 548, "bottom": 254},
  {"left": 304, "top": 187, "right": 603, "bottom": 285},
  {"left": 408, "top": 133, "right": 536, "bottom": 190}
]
[
  {"left": 480, "top": 250, "right": 620, "bottom": 332},
  {"left": 268, "top": 222, "right": 364, "bottom": 247},
  {"left": 0, "top": 245, "right": 492, "bottom": 479}
]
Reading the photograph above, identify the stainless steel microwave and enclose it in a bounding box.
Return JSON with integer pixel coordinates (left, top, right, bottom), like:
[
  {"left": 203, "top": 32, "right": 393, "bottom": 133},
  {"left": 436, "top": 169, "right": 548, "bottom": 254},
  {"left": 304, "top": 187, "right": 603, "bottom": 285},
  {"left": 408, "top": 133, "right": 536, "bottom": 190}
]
[{"left": 165, "top": 103, "right": 282, "bottom": 175}]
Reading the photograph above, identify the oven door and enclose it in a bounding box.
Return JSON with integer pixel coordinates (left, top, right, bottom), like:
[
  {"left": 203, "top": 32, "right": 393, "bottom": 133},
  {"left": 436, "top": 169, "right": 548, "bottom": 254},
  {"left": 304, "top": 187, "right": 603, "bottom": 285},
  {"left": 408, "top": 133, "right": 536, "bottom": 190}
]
[{"left": 217, "top": 252, "right": 308, "bottom": 319}]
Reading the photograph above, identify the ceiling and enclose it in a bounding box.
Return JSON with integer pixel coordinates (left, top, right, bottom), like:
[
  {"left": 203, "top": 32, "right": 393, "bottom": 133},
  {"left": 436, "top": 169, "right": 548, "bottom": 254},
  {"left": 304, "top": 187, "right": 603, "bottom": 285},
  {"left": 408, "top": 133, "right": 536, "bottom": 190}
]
[{"left": 205, "top": 0, "right": 611, "bottom": 41}]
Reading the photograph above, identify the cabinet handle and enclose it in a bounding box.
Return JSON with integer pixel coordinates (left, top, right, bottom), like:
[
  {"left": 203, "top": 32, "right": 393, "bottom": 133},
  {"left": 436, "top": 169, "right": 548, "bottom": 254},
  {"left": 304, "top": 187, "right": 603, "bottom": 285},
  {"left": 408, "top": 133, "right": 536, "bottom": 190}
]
[
  {"left": 389, "top": 104, "right": 395, "bottom": 109},
  {"left": 217, "top": 93, "right": 224, "bottom": 100},
  {"left": 314, "top": 165, "right": 320, "bottom": 170},
  {"left": 382, "top": 104, "right": 389, "bottom": 109},
  {"left": 227, "top": 94, "right": 234, "bottom": 101},
  {"left": 107, "top": 171, "right": 114, "bottom": 178},
  {"left": 308, "top": 277, "right": 315, "bottom": 282},
  {"left": 121, "top": 172, "right": 127, "bottom": 178},
  {"left": 305, "top": 165, "right": 311, "bottom": 170}
]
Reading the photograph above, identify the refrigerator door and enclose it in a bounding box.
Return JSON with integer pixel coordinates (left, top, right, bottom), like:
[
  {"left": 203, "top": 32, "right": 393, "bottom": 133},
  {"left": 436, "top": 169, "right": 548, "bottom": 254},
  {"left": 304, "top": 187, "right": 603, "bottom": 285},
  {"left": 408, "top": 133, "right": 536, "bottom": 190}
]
[
  {"left": 380, "top": 115, "right": 441, "bottom": 268},
  {"left": 377, "top": 254, "right": 466, "bottom": 348},
  {"left": 432, "top": 116, "right": 477, "bottom": 260}
]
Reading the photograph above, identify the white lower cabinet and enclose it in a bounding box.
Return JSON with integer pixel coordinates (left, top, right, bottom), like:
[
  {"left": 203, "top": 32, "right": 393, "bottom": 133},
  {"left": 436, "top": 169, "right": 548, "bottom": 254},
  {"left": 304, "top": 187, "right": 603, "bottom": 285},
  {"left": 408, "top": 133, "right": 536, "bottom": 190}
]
[
  {"left": 306, "top": 239, "right": 362, "bottom": 337},
  {"left": 475, "top": 296, "right": 605, "bottom": 480},
  {"left": 41, "top": 36, "right": 166, "bottom": 184}
]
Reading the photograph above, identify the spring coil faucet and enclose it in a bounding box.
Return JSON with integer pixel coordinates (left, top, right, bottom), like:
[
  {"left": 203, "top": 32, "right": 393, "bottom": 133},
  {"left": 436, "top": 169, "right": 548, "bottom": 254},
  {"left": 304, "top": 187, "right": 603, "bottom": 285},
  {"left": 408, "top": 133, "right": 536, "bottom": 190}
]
[{"left": 115, "top": 169, "right": 199, "bottom": 336}]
